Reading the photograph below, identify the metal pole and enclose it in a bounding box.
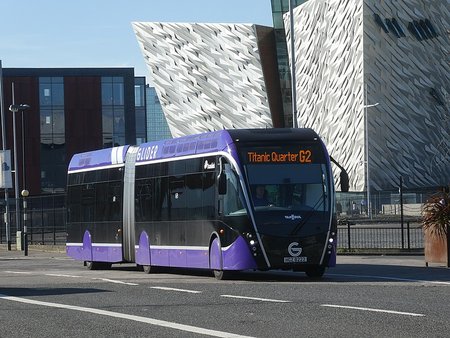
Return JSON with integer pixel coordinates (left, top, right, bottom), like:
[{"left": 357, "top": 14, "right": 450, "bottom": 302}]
[
  {"left": 0, "top": 61, "right": 11, "bottom": 250},
  {"left": 447, "top": 224, "right": 450, "bottom": 268},
  {"left": 21, "top": 190, "right": 29, "bottom": 256},
  {"left": 364, "top": 85, "right": 371, "bottom": 219},
  {"left": 21, "top": 110, "right": 25, "bottom": 189},
  {"left": 289, "top": 0, "right": 297, "bottom": 128},
  {"left": 11, "top": 83, "right": 22, "bottom": 249},
  {"left": 363, "top": 85, "right": 379, "bottom": 220},
  {"left": 406, "top": 221, "right": 410, "bottom": 251},
  {"left": 400, "top": 176, "right": 404, "bottom": 249},
  {"left": 347, "top": 221, "right": 351, "bottom": 251}
]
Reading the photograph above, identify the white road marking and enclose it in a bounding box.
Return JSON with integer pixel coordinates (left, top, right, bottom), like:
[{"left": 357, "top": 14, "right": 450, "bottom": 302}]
[
  {"left": 221, "top": 295, "right": 291, "bottom": 303},
  {"left": 92, "top": 278, "right": 138, "bottom": 286},
  {"left": 151, "top": 286, "right": 202, "bottom": 294},
  {"left": 45, "top": 274, "right": 82, "bottom": 278},
  {"left": 321, "top": 304, "right": 425, "bottom": 317},
  {"left": 0, "top": 294, "right": 254, "bottom": 338},
  {"left": 4, "top": 271, "right": 33, "bottom": 274},
  {"left": 328, "top": 273, "right": 450, "bottom": 285}
]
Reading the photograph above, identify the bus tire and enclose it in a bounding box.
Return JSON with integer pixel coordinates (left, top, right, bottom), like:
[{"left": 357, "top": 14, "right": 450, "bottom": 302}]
[
  {"left": 85, "top": 261, "right": 99, "bottom": 270},
  {"left": 213, "top": 269, "right": 232, "bottom": 280},
  {"left": 305, "top": 266, "right": 325, "bottom": 278},
  {"left": 142, "top": 265, "right": 152, "bottom": 274}
]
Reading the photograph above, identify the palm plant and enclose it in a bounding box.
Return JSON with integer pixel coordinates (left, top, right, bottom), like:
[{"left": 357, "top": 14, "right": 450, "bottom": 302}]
[{"left": 422, "top": 189, "right": 450, "bottom": 238}]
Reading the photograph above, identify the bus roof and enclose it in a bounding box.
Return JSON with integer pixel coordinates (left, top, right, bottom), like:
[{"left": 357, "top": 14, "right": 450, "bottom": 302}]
[
  {"left": 136, "top": 130, "right": 234, "bottom": 163},
  {"left": 68, "top": 145, "right": 129, "bottom": 172},
  {"left": 68, "top": 128, "right": 322, "bottom": 171}
]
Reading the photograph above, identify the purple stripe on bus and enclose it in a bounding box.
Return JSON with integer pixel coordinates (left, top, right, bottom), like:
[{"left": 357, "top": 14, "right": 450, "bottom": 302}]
[
  {"left": 67, "top": 244, "right": 123, "bottom": 263},
  {"left": 68, "top": 235, "right": 257, "bottom": 271},
  {"left": 66, "top": 230, "right": 123, "bottom": 263}
]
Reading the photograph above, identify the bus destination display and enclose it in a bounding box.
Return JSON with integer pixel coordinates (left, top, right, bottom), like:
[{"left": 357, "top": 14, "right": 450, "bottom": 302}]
[{"left": 247, "top": 149, "right": 313, "bottom": 164}]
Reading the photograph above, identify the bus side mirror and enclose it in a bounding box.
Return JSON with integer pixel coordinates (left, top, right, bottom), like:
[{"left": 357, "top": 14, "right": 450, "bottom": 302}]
[
  {"left": 340, "top": 171, "right": 349, "bottom": 192},
  {"left": 218, "top": 172, "right": 227, "bottom": 195}
]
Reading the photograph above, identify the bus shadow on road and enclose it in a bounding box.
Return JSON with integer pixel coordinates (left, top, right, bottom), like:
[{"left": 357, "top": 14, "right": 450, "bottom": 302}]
[{"left": 0, "top": 287, "right": 111, "bottom": 298}]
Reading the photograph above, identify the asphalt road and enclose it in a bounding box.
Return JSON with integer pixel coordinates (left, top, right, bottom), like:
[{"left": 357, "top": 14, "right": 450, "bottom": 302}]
[{"left": 1, "top": 248, "right": 449, "bottom": 338}]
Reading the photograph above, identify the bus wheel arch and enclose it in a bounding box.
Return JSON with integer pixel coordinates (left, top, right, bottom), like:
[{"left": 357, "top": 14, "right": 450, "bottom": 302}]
[
  {"left": 136, "top": 231, "right": 152, "bottom": 274},
  {"left": 209, "top": 234, "right": 226, "bottom": 279}
]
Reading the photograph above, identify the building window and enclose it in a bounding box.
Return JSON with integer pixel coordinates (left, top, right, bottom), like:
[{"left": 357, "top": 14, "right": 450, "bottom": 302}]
[
  {"left": 134, "top": 77, "right": 147, "bottom": 145},
  {"left": 408, "top": 19, "right": 438, "bottom": 41},
  {"left": 374, "top": 14, "right": 389, "bottom": 34},
  {"left": 39, "top": 76, "right": 65, "bottom": 193},
  {"left": 101, "top": 77, "right": 125, "bottom": 147}
]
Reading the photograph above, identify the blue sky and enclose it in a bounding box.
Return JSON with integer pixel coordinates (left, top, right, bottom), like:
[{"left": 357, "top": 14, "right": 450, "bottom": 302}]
[{"left": 0, "top": 0, "right": 273, "bottom": 82}]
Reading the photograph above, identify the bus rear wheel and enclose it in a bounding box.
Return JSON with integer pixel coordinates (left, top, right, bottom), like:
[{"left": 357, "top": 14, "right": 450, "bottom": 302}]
[
  {"left": 213, "top": 269, "right": 232, "bottom": 280},
  {"left": 305, "top": 266, "right": 325, "bottom": 278},
  {"left": 142, "top": 265, "right": 152, "bottom": 274}
]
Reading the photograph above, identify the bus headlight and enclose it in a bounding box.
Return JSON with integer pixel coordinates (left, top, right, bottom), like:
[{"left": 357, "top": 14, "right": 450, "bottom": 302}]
[
  {"left": 249, "top": 240, "right": 255, "bottom": 246},
  {"left": 328, "top": 238, "right": 334, "bottom": 243}
]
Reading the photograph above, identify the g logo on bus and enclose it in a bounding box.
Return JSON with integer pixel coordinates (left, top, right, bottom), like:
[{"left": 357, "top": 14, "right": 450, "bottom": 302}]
[{"left": 288, "top": 242, "right": 302, "bottom": 257}]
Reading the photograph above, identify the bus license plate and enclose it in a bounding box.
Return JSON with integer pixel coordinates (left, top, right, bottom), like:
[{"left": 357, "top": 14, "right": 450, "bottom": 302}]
[{"left": 284, "top": 256, "right": 307, "bottom": 263}]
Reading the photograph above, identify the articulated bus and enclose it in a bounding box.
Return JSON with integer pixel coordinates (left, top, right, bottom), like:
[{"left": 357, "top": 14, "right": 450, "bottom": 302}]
[{"left": 66, "top": 128, "right": 337, "bottom": 279}]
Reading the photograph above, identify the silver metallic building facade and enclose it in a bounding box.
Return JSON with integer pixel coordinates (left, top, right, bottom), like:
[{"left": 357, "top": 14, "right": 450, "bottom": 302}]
[
  {"left": 285, "top": 0, "right": 450, "bottom": 191},
  {"left": 133, "top": 0, "right": 449, "bottom": 192},
  {"left": 133, "top": 22, "right": 283, "bottom": 138}
]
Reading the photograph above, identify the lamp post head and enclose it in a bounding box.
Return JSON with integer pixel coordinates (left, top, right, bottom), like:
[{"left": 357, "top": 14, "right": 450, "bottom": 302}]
[
  {"left": 9, "top": 104, "right": 30, "bottom": 113},
  {"left": 21, "top": 189, "right": 29, "bottom": 197}
]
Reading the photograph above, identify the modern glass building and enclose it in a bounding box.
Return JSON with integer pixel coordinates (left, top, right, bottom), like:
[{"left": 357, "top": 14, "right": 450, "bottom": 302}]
[
  {"left": 145, "top": 85, "right": 172, "bottom": 142},
  {"left": 1, "top": 68, "right": 146, "bottom": 194},
  {"left": 270, "top": 0, "right": 308, "bottom": 127}
]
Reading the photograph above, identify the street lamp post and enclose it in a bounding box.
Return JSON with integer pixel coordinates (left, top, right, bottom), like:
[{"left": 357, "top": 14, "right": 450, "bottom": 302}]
[
  {"left": 9, "top": 103, "right": 29, "bottom": 250},
  {"left": 364, "top": 101, "right": 379, "bottom": 219}
]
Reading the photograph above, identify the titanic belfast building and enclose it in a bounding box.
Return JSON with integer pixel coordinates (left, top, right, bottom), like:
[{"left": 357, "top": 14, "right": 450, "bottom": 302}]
[{"left": 133, "top": 0, "right": 449, "bottom": 192}]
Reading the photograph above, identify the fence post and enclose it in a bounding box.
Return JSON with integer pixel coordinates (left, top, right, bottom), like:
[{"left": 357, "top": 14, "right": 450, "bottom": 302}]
[
  {"left": 347, "top": 222, "right": 351, "bottom": 251},
  {"left": 447, "top": 224, "right": 450, "bottom": 268},
  {"left": 53, "top": 196, "right": 56, "bottom": 245},
  {"left": 407, "top": 221, "right": 410, "bottom": 250},
  {"left": 41, "top": 197, "right": 44, "bottom": 244},
  {"left": 399, "top": 176, "right": 404, "bottom": 249}
]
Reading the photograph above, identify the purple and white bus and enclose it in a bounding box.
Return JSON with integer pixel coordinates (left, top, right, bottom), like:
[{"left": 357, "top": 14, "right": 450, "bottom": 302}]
[{"left": 66, "top": 128, "right": 338, "bottom": 279}]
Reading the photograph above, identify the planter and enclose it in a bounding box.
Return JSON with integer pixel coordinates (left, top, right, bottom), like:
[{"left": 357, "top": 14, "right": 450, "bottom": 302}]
[{"left": 424, "top": 227, "right": 449, "bottom": 267}]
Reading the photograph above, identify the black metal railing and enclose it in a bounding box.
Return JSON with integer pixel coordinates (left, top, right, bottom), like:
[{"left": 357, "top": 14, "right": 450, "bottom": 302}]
[
  {"left": 337, "top": 222, "right": 423, "bottom": 252},
  {"left": 0, "top": 194, "right": 426, "bottom": 252}
]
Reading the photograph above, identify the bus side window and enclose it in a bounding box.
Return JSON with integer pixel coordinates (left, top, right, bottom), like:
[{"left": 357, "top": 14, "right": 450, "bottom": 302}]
[{"left": 223, "top": 165, "right": 246, "bottom": 215}]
